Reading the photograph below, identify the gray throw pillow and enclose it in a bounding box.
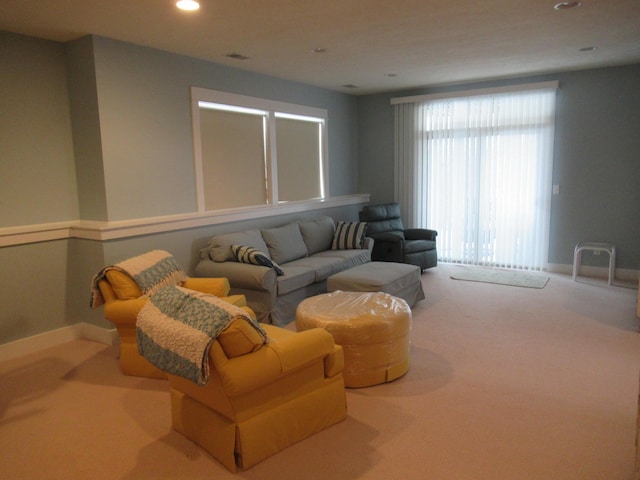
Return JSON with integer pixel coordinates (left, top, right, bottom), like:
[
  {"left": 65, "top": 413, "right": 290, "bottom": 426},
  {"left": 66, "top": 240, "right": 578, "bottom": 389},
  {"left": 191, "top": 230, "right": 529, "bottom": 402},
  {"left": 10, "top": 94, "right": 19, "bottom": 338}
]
[
  {"left": 207, "top": 229, "right": 271, "bottom": 262},
  {"left": 298, "top": 216, "right": 336, "bottom": 255},
  {"left": 261, "top": 223, "right": 308, "bottom": 265}
]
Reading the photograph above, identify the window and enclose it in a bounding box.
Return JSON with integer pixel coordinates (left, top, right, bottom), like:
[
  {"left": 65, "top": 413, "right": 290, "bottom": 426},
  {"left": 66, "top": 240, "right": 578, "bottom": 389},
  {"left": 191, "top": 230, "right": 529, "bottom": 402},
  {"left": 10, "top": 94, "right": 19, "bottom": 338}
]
[
  {"left": 191, "top": 88, "right": 328, "bottom": 212},
  {"left": 392, "top": 82, "right": 557, "bottom": 271}
]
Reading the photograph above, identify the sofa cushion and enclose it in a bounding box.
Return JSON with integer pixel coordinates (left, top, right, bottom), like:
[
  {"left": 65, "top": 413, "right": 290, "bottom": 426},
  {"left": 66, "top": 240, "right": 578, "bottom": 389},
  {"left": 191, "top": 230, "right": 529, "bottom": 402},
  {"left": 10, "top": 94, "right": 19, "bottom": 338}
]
[
  {"left": 331, "top": 221, "right": 368, "bottom": 250},
  {"left": 298, "top": 216, "right": 336, "bottom": 255},
  {"left": 231, "top": 245, "right": 284, "bottom": 276},
  {"left": 312, "top": 248, "right": 372, "bottom": 271},
  {"left": 283, "top": 257, "right": 339, "bottom": 282},
  {"left": 207, "top": 229, "right": 271, "bottom": 262},
  {"left": 261, "top": 223, "right": 308, "bottom": 265},
  {"left": 276, "top": 266, "right": 316, "bottom": 295},
  {"left": 217, "top": 318, "right": 265, "bottom": 358}
]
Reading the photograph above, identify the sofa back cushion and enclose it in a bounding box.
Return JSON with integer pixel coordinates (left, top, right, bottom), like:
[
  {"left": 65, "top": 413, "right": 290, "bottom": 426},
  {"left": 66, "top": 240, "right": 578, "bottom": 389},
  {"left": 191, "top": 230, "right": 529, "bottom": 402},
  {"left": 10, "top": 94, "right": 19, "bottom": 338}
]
[
  {"left": 298, "top": 216, "right": 336, "bottom": 255},
  {"left": 207, "top": 229, "right": 271, "bottom": 262},
  {"left": 261, "top": 223, "right": 308, "bottom": 265}
]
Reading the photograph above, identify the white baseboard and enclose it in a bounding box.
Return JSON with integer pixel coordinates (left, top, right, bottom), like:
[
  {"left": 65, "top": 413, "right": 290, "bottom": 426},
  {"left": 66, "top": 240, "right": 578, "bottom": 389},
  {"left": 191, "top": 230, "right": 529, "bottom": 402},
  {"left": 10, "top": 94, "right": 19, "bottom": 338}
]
[
  {"left": 0, "top": 323, "right": 117, "bottom": 363},
  {"left": 547, "top": 263, "right": 639, "bottom": 283}
]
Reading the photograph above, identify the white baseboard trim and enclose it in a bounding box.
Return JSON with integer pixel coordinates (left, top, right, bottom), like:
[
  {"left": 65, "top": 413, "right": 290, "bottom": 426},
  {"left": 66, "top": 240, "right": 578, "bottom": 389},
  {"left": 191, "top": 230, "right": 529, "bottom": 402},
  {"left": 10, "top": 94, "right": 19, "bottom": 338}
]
[
  {"left": 547, "top": 263, "right": 639, "bottom": 283},
  {"left": 0, "top": 323, "right": 117, "bottom": 363}
]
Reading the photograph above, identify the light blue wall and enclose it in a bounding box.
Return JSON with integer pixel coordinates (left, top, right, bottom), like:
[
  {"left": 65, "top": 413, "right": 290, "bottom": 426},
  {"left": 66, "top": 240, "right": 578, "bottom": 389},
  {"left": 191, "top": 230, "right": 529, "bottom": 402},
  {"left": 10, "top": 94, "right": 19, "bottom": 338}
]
[
  {"left": 65, "top": 36, "right": 108, "bottom": 221},
  {"left": 0, "top": 32, "right": 361, "bottom": 345},
  {"left": 89, "top": 35, "right": 359, "bottom": 221},
  {"left": 2, "top": 28, "right": 638, "bottom": 346},
  {"left": 0, "top": 32, "right": 79, "bottom": 226},
  {"left": 357, "top": 65, "right": 640, "bottom": 270}
]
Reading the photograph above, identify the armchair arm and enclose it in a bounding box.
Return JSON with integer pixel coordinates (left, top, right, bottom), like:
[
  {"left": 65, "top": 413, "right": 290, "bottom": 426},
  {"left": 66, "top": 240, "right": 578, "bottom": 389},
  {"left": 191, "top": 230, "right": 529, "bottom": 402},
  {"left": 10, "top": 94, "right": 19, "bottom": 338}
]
[
  {"left": 404, "top": 228, "right": 438, "bottom": 241},
  {"left": 104, "top": 297, "right": 148, "bottom": 325},
  {"left": 212, "top": 327, "right": 337, "bottom": 397},
  {"left": 269, "top": 328, "right": 336, "bottom": 373},
  {"left": 182, "top": 277, "right": 231, "bottom": 297}
]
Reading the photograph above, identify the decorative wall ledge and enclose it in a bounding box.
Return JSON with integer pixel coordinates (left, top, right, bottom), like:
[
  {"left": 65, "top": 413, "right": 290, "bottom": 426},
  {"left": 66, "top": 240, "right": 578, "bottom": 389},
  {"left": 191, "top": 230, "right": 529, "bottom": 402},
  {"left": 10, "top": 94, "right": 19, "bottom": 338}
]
[{"left": 0, "top": 194, "right": 370, "bottom": 247}]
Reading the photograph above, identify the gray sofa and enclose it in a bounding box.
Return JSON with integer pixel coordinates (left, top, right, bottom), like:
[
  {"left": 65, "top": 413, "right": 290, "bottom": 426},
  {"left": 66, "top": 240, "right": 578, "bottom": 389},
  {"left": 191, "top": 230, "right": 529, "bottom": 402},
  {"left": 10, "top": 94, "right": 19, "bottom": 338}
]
[{"left": 195, "top": 216, "right": 372, "bottom": 326}]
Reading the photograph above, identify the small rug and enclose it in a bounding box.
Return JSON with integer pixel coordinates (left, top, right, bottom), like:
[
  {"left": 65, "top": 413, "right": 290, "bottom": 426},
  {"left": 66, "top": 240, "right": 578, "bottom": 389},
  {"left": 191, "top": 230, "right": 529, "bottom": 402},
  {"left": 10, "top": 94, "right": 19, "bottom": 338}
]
[{"left": 450, "top": 266, "right": 549, "bottom": 289}]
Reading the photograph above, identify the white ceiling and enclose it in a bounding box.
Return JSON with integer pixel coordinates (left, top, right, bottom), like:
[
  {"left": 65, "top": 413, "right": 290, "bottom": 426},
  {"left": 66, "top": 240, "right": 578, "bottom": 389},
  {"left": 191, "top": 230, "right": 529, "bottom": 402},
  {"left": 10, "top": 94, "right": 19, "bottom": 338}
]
[{"left": 2, "top": 0, "right": 639, "bottom": 95}]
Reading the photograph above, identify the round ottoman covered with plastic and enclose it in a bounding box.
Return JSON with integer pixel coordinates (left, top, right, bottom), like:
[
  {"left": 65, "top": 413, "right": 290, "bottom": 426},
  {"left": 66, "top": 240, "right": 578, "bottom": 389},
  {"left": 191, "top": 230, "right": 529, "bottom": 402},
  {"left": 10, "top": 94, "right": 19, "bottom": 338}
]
[{"left": 295, "top": 291, "right": 411, "bottom": 388}]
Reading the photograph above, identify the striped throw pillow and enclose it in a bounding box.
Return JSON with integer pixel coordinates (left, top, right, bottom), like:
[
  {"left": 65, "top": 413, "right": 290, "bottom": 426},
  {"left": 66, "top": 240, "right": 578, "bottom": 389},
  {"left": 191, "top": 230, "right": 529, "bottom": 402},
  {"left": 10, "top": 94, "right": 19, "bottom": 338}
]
[
  {"left": 331, "top": 221, "right": 367, "bottom": 250},
  {"left": 231, "top": 245, "right": 284, "bottom": 276}
]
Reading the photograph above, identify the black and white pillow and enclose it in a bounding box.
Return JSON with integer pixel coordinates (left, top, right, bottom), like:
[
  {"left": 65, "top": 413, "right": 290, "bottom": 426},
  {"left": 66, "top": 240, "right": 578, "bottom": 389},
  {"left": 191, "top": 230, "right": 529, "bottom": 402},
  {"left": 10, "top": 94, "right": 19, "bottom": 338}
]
[
  {"left": 231, "top": 245, "right": 284, "bottom": 276},
  {"left": 331, "top": 221, "right": 367, "bottom": 250}
]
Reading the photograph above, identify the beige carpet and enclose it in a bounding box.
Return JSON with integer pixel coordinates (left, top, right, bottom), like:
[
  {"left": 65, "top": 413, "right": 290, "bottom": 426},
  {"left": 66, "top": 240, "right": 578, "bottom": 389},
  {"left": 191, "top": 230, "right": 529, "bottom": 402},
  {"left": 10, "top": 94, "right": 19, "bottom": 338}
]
[{"left": 1, "top": 265, "right": 639, "bottom": 480}]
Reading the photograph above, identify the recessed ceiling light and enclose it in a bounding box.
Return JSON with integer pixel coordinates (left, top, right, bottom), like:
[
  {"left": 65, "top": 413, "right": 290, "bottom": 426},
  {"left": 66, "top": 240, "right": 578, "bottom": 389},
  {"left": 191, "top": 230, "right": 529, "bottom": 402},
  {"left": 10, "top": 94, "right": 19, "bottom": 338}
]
[
  {"left": 311, "top": 48, "right": 327, "bottom": 53},
  {"left": 342, "top": 84, "right": 359, "bottom": 89},
  {"left": 385, "top": 73, "right": 397, "bottom": 78},
  {"left": 176, "top": 0, "right": 200, "bottom": 11},
  {"left": 554, "top": 1, "right": 582, "bottom": 10},
  {"left": 579, "top": 46, "right": 598, "bottom": 52}
]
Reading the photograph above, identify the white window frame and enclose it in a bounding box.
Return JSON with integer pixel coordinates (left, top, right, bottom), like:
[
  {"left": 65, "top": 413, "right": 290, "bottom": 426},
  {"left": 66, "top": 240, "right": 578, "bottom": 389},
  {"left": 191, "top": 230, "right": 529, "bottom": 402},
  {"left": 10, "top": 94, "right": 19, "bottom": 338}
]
[{"left": 190, "top": 87, "right": 329, "bottom": 213}]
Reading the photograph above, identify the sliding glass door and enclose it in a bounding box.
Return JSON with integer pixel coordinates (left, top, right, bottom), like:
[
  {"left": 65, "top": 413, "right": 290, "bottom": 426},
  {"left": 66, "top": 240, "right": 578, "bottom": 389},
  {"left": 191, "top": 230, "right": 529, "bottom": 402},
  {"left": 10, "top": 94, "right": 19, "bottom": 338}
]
[{"left": 394, "top": 84, "right": 557, "bottom": 270}]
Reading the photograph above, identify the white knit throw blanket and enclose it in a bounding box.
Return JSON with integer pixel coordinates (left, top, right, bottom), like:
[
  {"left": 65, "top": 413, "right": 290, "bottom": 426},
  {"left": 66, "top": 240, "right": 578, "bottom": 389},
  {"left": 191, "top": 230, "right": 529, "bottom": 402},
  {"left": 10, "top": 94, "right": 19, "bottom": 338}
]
[
  {"left": 136, "top": 285, "right": 266, "bottom": 386},
  {"left": 90, "top": 250, "right": 188, "bottom": 308}
]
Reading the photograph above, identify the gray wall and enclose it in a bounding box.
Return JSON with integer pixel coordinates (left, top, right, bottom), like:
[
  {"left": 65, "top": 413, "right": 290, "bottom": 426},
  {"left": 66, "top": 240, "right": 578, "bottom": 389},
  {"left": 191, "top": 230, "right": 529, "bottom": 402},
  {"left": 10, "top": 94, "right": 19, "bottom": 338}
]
[
  {"left": 0, "top": 32, "right": 361, "bottom": 345},
  {"left": 357, "top": 65, "right": 640, "bottom": 270}
]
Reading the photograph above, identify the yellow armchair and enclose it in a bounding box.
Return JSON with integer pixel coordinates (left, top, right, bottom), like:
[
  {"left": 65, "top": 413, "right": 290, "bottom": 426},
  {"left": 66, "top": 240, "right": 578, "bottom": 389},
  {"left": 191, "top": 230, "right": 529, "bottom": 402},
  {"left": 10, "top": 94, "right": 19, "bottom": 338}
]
[
  {"left": 167, "top": 323, "right": 347, "bottom": 471},
  {"left": 97, "top": 270, "right": 255, "bottom": 379}
]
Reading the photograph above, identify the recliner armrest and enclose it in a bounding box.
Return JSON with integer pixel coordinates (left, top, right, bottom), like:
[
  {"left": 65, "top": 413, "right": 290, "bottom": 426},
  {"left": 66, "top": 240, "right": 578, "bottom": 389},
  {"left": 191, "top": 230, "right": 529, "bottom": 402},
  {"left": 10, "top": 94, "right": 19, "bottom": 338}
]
[
  {"left": 369, "top": 231, "right": 405, "bottom": 244},
  {"left": 404, "top": 228, "right": 438, "bottom": 241}
]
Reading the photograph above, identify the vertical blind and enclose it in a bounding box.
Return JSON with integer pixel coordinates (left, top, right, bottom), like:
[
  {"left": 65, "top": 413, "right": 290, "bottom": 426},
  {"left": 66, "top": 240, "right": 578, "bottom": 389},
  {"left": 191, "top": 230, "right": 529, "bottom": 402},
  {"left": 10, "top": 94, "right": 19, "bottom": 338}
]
[{"left": 393, "top": 83, "right": 557, "bottom": 270}]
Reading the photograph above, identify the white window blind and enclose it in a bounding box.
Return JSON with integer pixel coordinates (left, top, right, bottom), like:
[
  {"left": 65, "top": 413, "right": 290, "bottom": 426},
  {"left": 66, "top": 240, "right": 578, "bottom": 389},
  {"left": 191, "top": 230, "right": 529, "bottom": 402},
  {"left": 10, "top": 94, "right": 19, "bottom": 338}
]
[
  {"left": 275, "top": 116, "right": 323, "bottom": 202},
  {"left": 393, "top": 82, "right": 557, "bottom": 270},
  {"left": 199, "top": 108, "right": 267, "bottom": 210},
  {"left": 191, "top": 87, "right": 328, "bottom": 213}
]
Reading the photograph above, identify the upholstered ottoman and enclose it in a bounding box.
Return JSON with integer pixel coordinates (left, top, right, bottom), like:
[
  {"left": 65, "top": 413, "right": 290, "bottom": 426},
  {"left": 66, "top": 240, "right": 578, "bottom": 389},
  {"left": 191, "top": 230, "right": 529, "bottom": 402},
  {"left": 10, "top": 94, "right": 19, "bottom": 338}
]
[
  {"left": 295, "top": 291, "right": 411, "bottom": 388},
  {"left": 327, "top": 261, "right": 425, "bottom": 307}
]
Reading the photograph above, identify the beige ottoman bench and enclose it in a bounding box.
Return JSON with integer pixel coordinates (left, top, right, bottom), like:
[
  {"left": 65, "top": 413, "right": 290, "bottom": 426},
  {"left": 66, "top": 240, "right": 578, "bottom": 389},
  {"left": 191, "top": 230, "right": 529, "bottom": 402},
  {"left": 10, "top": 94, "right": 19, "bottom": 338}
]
[
  {"left": 295, "top": 291, "right": 411, "bottom": 388},
  {"left": 327, "top": 261, "right": 425, "bottom": 307}
]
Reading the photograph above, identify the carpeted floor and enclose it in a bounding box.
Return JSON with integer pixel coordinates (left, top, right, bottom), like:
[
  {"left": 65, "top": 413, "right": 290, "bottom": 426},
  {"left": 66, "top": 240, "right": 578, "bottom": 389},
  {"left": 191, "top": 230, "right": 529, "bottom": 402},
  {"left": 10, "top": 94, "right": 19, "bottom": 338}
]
[{"left": 1, "top": 265, "right": 639, "bottom": 479}]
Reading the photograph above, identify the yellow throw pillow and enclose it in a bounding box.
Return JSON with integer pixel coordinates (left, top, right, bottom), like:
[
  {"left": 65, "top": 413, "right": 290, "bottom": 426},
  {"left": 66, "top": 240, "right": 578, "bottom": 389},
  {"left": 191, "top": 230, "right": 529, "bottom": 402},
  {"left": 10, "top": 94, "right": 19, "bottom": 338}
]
[
  {"left": 105, "top": 269, "right": 142, "bottom": 299},
  {"left": 218, "top": 319, "right": 265, "bottom": 358}
]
